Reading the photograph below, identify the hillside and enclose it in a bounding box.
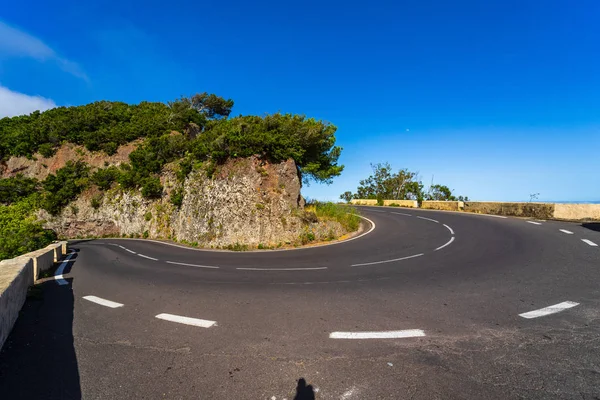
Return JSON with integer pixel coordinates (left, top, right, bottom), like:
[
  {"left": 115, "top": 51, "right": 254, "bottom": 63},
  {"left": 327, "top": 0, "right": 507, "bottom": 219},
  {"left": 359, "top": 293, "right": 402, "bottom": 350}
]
[{"left": 0, "top": 93, "right": 358, "bottom": 257}]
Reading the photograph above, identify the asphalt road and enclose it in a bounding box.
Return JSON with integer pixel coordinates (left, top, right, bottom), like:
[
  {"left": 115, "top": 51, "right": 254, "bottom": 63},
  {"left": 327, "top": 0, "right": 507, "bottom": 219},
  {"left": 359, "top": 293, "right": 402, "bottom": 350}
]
[{"left": 1, "top": 206, "right": 599, "bottom": 399}]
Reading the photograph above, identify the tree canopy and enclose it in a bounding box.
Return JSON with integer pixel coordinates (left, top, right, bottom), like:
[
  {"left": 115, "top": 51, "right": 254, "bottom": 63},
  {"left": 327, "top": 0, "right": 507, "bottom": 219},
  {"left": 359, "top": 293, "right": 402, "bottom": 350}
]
[
  {"left": 0, "top": 93, "right": 343, "bottom": 185},
  {"left": 342, "top": 163, "right": 468, "bottom": 203}
]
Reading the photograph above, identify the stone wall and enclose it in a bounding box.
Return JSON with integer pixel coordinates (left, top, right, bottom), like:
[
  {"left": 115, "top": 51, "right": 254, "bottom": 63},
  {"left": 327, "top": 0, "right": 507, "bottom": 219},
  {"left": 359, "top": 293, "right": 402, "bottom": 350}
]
[
  {"left": 463, "top": 202, "right": 555, "bottom": 219},
  {"left": 350, "top": 199, "right": 378, "bottom": 205},
  {"left": 553, "top": 204, "right": 600, "bottom": 221},
  {"left": 382, "top": 200, "right": 419, "bottom": 208},
  {"left": 421, "top": 201, "right": 464, "bottom": 211}
]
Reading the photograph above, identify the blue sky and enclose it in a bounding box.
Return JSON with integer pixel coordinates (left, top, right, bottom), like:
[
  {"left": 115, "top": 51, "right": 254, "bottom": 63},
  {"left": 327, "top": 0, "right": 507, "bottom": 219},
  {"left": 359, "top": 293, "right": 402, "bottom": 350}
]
[{"left": 1, "top": 1, "right": 599, "bottom": 201}]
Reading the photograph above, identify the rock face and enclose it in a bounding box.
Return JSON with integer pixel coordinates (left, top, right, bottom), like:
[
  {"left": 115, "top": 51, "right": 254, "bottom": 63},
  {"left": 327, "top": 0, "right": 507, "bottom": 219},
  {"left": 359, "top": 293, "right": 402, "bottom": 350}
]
[
  {"left": 0, "top": 143, "right": 136, "bottom": 181},
  {"left": 39, "top": 156, "right": 346, "bottom": 248}
]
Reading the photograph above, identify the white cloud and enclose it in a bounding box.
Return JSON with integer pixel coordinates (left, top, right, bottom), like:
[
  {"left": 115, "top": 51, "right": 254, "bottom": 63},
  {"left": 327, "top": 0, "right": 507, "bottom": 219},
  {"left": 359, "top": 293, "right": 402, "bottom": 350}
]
[
  {"left": 0, "top": 85, "right": 56, "bottom": 118},
  {"left": 0, "top": 20, "right": 88, "bottom": 81}
]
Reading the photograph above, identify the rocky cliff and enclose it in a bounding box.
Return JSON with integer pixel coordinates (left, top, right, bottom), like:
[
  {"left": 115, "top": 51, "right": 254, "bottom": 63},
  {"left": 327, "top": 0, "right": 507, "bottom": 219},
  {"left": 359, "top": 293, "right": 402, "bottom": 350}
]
[{"left": 33, "top": 154, "right": 348, "bottom": 249}]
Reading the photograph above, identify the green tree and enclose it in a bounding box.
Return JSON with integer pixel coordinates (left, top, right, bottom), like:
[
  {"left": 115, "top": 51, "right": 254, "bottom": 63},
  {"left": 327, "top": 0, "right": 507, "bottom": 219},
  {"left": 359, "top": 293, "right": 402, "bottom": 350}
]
[
  {"left": 353, "top": 163, "right": 424, "bottom": 201},
  {"left": 0, "top": 175, "right": 39, "bottom": 204},
  {"left": 426, "top": 184, "right": 456, "bottom": 201},
  {"left": 339, "top": 191, "right": 353, "bottom": 203}
]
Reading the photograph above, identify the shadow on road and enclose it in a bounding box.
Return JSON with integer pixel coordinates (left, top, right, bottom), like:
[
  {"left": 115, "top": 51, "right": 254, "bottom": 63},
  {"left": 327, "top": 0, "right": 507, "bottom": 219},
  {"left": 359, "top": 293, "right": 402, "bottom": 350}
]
[
  {"left": 0, "top": 251, "right": 81, "bottom": 399},
  {"left": 294, "top": 378, "right": 316, "bottom": 400},
  {"left": 582, "top": 222, "right": 600, "bottom": 233}
]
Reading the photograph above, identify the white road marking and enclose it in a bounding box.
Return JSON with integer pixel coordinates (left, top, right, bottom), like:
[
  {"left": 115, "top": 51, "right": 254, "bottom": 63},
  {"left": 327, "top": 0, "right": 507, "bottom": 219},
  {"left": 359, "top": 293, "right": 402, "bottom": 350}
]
[
  {"left": 435, "top": 236, "right": 455, "bottom": 251},
  {"left": 118, "top": 245, "right": 136, "bottom": 254},
  {"left": 479, "top": 214, "right": 508, "bottom": 218},
  {"left": 559, "top": 229, "right": 574, "bottom": 234},
  {"left": 166, "top": 261, "right": 219, "bottom": 269},
  {"left": 55, "top": 251, "right": 76, "bottom": 285},
  {"left": 582, "top": 239, "right": 598, "bottom": 247},
  {"left": 155, "top": 313, "right": 216, "bottom": 328},
  {"left": 367, "top": 209, "right": 386, "bottom": 213},
  {"left": 391, "top": 212, "right": 412, "bottom": 216},
  {"left": 519, "top": 301, "right": 580, "bottom": 319},
  {"left": 526, "top": 221, "right": 542, "bottom": 225},
  {"left": 416, "top": 216, "right": 439, "bottom": 223},
  {"left": 352, "top": 253, "right": 424, "bottom": 267},
  {"left": 340, "top": 386, "right": 358, "bottom": 399},
  {"left": 137, "top": 253, "right": 158, "bottom": 261},
  {"left": 83, "top": 295, "right": 124, "bottom": 308},
  {"left": 236, "top": 267, "right": 327, "bottom": 271},
  {"left": 443, "top": 224, "right": 455, "bottom": 235},
  {"left": 329, "top": 329, "right": 425, "bottom": 339}
]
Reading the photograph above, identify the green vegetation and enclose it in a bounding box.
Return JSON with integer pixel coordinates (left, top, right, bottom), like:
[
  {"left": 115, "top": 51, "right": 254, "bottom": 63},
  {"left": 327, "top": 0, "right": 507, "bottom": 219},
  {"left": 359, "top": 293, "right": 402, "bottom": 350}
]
[
  {"left": 0, "top": 196, "right": 56, "bottom": 259},
  {"left": 42, "top": 161, "right": 89, "bottom": 215},
  {"left": 341, "top": 162, "right": 468, "bottom": 203},
  {"left": 0, "top": 175, "right": 39, "bottom": 204},
  {"left": 90, "top": 195, "right": 102, "bottom": 209},
  {"left": 0, "top": 92, "right": 346, "bottom": 256},
  {"left": 170, "top": 188, "right": 184, "bottom": 207},
  {"left": 306, "top": 201, "right": 361, "bottom": 232}
]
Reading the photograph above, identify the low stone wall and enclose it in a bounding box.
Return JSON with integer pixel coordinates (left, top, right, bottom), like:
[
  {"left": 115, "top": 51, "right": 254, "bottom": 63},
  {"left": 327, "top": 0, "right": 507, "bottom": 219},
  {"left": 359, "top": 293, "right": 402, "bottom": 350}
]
[
  {"left": 421, "top": 201, "right": 464, "bottom": 211},
  {"left": 350, "top": 199, "right": 378, "bottom": 205},
  {"left": 382, "top": 200, "right": 419, "bottom": 208},
  {"left": 464, "top": 202, "right": 555, "bottom": 219},
  {"left": 0, "top": 241, "right": 68, "bottom": 351},
  {"left": 0, "top": 257, "right": 34, "bottom": 350},
  {"left": 554, "top": 204, "right": 600, "bottom": 221}
]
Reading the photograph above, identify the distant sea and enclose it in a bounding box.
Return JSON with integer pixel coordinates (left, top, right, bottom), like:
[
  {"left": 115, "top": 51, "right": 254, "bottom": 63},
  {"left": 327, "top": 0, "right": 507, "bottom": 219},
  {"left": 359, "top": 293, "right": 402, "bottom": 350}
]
[{"left": 521, "top": 201, "right": 600, "bottom": 204}]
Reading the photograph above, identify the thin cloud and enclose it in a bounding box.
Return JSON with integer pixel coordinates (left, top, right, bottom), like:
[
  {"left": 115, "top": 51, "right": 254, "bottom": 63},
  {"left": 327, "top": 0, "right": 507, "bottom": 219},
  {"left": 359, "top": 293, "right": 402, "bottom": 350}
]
[
  {"left": 0, "top": 85, "right": 56, "bottom": 118},
  {"left": 0, "top": 20, "right": 88, "bottom": 81}
]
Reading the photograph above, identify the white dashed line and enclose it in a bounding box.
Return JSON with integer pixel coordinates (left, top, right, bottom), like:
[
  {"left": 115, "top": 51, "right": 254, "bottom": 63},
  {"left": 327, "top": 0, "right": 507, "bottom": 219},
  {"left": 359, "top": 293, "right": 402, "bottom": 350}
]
[
  {"left": 443, "top": 224, "right": 455, "bottom": 235},
  {"left": 526, "top": 221, "right": 542, "bottom": 225},
  {"left": 582, "top": 239, "right": 598, "bottom": 247},
  {"left": 155, "top": 313, "right": 216, "bottom": 328},
  {"left": 329, "top": 329, "right": 425, "bottom": 339},
  {"left": 367, "top": 209, "right": 387, "bottom": 213},
  {"left": 435, "top": 236, "right": 455, "bottom": 251},
  {"left": 118, "top": 245, "right": 136, "bottom": 254},
  {"left": 391, "top": 212, "right": 412, "bottom": 216},
  {"left": 519, "top": 301, "right": 580, "bottom": 319},
  {"left": 236, "top": 267, "right": 327, "bottom": 271},
  {"left": 351, "top": 253, "right": 423, "bottom": 267},
  {"left": 166, "top": 261, "right": 219, "bottom": 269},
  {"left": 416, "top": 216, "right": 439, "bottom": 223},
  {"left": 478, "top": 214, "right": 508, "bottom": 218},
  {"left": 83, "top": 295, "right": 124, "bottom": 308},
  {"left": 137, "top": 253, "right": 158, "bottom": 261},
  {"left": 55, "top": 251, "right": 76, "bottom": 285},
  {"left": 559, "top": 229, "right": 574, "bottom": 234}
]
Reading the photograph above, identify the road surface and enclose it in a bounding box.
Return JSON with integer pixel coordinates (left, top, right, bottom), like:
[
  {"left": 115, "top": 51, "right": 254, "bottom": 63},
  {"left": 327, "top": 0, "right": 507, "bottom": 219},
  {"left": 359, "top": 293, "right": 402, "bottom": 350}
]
[{"left": 1, "top": 207, "right": 599, "bottom": 399}]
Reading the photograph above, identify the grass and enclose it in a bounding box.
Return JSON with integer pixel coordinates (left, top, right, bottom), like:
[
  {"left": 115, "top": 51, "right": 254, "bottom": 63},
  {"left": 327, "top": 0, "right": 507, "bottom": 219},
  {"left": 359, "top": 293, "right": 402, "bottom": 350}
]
[{"left": 305, "top": 201, "right": 361, "bottom": 232}]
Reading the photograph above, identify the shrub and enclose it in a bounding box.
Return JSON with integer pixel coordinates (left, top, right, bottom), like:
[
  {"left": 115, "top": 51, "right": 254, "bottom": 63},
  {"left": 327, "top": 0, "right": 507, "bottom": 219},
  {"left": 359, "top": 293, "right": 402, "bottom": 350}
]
[
  {"left": 143, "top": 230, "right": 149, "bottom": 238},
  {"left": 38, "top": 143, "right": 56, "bottom": 158},
  {"left": 90, "top": 195, "right": 102, "bottom": 209},
  {"left": 170, "top": 188, "right": 184, "bottom": 207},
  {"left": 141, "top": 176, "right": 162, "bottom": 198},
  {"left": 144, "top": 211, "right": 152, "bottom": 221},
  {"left": 225, "top": 242, "right": 248, "bottom": 251},
  {"left": 91, "top": 166, "right": 120, "bottom": 190},
  {"left": 0, "top": 197, "right": 56, "bottom": 259},
  {"left": 0, "top": 175, "right": 39, "bottom": 204},
  {"left": 42, "top": 161, "right": 90, "bottom": 215}
]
